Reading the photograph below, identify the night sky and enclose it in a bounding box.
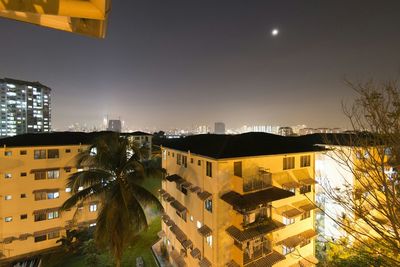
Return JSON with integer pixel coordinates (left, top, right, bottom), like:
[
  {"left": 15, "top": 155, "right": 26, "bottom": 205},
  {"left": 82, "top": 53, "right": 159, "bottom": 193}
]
[{"left": 1, "top": 0, "right": 400, "bottom": 130}]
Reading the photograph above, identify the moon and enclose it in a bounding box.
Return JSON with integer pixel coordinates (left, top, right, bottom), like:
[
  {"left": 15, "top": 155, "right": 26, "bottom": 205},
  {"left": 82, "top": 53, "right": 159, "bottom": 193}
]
[{"left": 271, "top": 28, "right": 279, "bottom": 36}]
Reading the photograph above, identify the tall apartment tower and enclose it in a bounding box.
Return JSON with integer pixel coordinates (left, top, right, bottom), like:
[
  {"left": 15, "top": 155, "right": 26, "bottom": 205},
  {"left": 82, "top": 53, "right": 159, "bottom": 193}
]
[
  {"left": 0, "top": 78, "right": 51, "bottom": 137},
  {"left": 214, "top": 122, "right": 225, "bottom": 135},
  {"left": 160, "top": 133, "right": 319, "bottom": 267},
  {"left": 107, "top": 119, "right": 122, "bottom": 132}
]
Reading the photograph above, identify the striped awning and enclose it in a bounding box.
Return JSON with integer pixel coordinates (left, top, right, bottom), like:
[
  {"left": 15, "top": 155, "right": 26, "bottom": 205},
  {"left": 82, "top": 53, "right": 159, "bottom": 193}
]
[
  {"left": 182, "top": 181, "right": 193, "bottom": 190},
  {"left": 170, "top": 200, "right": 187, "bottom": 213},
  {"left": 190, "top": 248, "right": 201, "bottom": 259},
  {"left": 299, "top": 255, "right": 319, "bottom": 267},
  {"left": 281, "top": 181, "right": 302, "bottom": 189},
  {"left": 276, "top": 205, "right": 303, "bottom": 218},
  {"left": 33, "top": 207, "right": 59, "bottom": 215},
  {"left": 226, "top": 260, "right": 241, "bottom": 267},
  {"left": 197, "top": 191, "right": 212, "bottom": 201},
  {"left": 166, "top": 174, "right": 182, "bottom": 182},
  {"left": 190, "top": 186, "right": 201, "bottom": 193},
  {"left": 299, "top": 229, "right": 317, "bottom": 240},
  {"left": 225, "top": 221, "right": 284, "bottom": 242},
  {"left": 198, "top": 225, "right": 212, "bottom": 237},
  {"left": 199, "top": 257, "right": 212, "bottom": 267},
  {"left": 298, "top": 178, "right": 317, "bottom": 185},
  {"left": 292, "top": 200, "right": 317, "bottom": 212},
  {"left": 246, "top": 250, "right": 286, "bottom": 267},
  {"left": 170, "top": 225, "right": 187, "bottom": 242},
  {"left": 176, "top": 177, "right": 186, "bottom": 186},
  {"left": 181, "top": 239, "right": 193, "bottom": 249},
  {"left": 276, "top": 235, "right": 303, "bottom": 248},
  {"left": 33, "top": 227, "right": 63, "bottom": 237}
]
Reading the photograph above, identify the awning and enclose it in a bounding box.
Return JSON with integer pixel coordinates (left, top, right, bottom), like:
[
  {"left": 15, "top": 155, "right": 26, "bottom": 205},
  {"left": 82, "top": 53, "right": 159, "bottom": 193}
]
[
  {"left": 276, "top": 229, "right": 317, "bottom": 248},
  {"left": 32, "top": 188, "right": 59, "bottom": 193},
  {"left": 176, "top": 177, "right": 186, "bottom": 186},
  {"left": 226, "top": 260, "right": 241, "bottom": 267},
  {"left": 190, "top": 186, "right": 201, "bottom": 193},
  {"left": 281, "top": 181, "right": 302, "bottom": 189},
  {"left": 198, "top": 225, "right": 212, "bottom": 237},
  {"left": 166, "top": 174, "right": 182, "bottom": 182},
  {"left": 221, "top": 187, "right": 294, "bottom": 212},
  {"left": 182, "top": 181, "right": 193, "bottom": 190},
  {"left": 299, "top": 255, "right": 319, "bottom": 267},
  {"left": 292, "top": 200, "right": 317, "bottom": 212},
  {"left": 299, "top": 229, "right": 317, "bottom": 240},
  {"left": 181, "top": 239, "right": 193, "bottom": 249},
  {"left": 33, "top": 227, "right": 63, "bottom": 237},
  {"left": 275, "top": 205, "right": 303, "bottom": 218},
  {"left": 246, "top": 250, "right": 286, "bottom": 267},
  {"left": 33, "top": 207, "right": 60, "bottom": 215},
  {"left": 170, "top": 225, "right": 187, "bottom": 243},
  {"left": 197, "top": 191, "right": 212, "bottom": 201},
  {"left": 225, "top": 221, "right": 284, "bottom": 242},
  {"left": 30, "top": 168, "right": 60, "bottom": 173},
  {"left": 190, "top": 248, "right": 201, "bottom": 259},
  {"left": 199, "top": 257, "right": 212, "bottom": 267},
  {"left": 1, "top": 236, "right": 17, "bottom": 244},
  {"left": 19, "top": 233, "right": 33, "bottom": 240},
  {"left": 298, "top": 178, "right": 317, "bottom": 185},
  {"left": 170, "top": 200, "right": 187, "bottom": 213}
]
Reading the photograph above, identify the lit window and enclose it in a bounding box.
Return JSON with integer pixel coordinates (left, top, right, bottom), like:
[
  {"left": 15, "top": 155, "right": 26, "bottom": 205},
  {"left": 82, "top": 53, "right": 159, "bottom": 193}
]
[
  {"left": 47, "top": 192, "right": 60, "bottom": 199},
  {"left": 197, "top": 221, "right": 202, "bottom": 229},
  {"left": 78, "top": 186, "right": 83, "bottom": 191},
  {"left": 282, "top": 245, "right": 294, "bottom": 255},
  {"left": 4, "top": 173, "right": 12, "bottom": 179},
  {"left": 283, "top": 217, "right": 295, "bottom": 225},
  {"left": 89, "top": 204, "right": 98, "bottom": 212},
  {"left": 47, "top": 170, "right": 60, "bottom": 179},
  {"left": 65, "top": 187, "right": 71, "bottom": 193},
  {"left": 47, "top": 211, "right": 59, "bottom": 220},
  {"left": 205, "top": 199, "right": 213, "bottom": 213},
  {"left": 190, "top": 215, "right": 194, "bottom": 222},
  {"left": 206, "top": 235, "right": 213, "bottom": 247},
  {"left": 4, "top": 151, "right": 12, "bottom": 156},
  {"left": 4, "top": 195, "right": 12, "bottom": 200},
  {"left": 5, "top": 217, "right": 12, "bottom": 222},
  {"left": 89, "top": 223, "right": 97, "bottom": 227}
]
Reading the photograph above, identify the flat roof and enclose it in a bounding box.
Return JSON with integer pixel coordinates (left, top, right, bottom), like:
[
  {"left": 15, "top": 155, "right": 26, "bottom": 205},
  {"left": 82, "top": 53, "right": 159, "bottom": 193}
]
[{"left": 0, "top": 78, "right": 51, "bottom": 90}]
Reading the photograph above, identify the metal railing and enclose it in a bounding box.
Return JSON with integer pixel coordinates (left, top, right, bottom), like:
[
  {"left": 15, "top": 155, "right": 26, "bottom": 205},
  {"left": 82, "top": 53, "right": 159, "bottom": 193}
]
[
  {"left": 243, "top": 172, "right": 272, "bottom": 192},
  {"left": 243, "top": 241, "right": 271, "bottom": 265}
]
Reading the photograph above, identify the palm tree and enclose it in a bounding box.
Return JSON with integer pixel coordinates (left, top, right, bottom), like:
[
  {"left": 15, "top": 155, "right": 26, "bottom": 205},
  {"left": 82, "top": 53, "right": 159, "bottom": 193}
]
[{"left": 61, "top": 133, "right": 162, "bottom": 267}]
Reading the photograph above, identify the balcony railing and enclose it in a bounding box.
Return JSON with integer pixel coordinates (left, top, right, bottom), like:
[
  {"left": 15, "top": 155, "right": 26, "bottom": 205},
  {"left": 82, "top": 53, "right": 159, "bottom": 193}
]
[
  {"left": 243, "top": 215, "right": 271, "bottom": 230},
  {"left": 243, "top": 171, "right": 272, "bottom": 193},
  {"left": 243, "top": 240, "right": 271, "bottom": 265}
]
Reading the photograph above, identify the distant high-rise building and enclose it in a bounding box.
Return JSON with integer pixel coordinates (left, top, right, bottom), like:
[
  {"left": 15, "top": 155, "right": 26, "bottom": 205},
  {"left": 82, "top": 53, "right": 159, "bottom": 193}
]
[
  {"left": 107, "top": 119, "right": 122, "bottom": 132},
  {"left": 0, "top": 78, "right": 51, "bottom": 137},
  {"left": 214, "top": 122, "right": 225, "bottom": 134},
  {"left": 278, "top": 126, "right": 294, "bottom": 136}
]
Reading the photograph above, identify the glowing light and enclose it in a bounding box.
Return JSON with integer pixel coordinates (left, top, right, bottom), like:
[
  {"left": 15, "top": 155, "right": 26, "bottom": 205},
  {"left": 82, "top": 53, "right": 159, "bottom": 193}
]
[{"left": 271, "top": 28, "right": 279, "bottom": 36}]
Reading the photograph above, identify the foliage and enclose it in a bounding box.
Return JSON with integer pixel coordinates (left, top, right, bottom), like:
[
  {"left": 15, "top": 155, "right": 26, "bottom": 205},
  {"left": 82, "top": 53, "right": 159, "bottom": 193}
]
[
  {"left": 319, "top": 80, "right": 400, "bottom": 266},
  {"left": 61, "top": 133, "right": 163, "bottom": 267}
]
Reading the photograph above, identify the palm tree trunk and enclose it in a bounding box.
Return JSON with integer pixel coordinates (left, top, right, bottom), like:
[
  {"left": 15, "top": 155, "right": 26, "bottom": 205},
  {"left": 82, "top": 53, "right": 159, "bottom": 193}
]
[{"left": 115, "top": 258, "right": 121, "bottom": 267}]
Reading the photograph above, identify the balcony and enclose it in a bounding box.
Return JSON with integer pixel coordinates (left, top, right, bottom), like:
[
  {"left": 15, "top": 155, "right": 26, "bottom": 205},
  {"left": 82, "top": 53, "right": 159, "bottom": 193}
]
[
  {"left": 243, "top": 169, "right": 272, "bottom": 193},
  {"left": 243, "top": 240, "right": 271, "bottom": 265},
  {"left": 243, "top": 214, "right": 271, "bottom": 230}
]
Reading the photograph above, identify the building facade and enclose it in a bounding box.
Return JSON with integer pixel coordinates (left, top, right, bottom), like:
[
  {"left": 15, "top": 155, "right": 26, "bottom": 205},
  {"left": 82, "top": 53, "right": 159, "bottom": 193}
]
[
  {"left": 214, "top": 122, "right": 226, "bottom": 135},
  {"left": 0, "top": 78, "right": 51, "bottom": 137},
  {"left": 160, "top": 133, "right": 319, "bottom": 267}
]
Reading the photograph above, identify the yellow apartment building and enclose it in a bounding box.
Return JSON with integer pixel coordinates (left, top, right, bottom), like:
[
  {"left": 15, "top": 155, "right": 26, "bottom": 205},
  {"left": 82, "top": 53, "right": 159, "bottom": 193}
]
[
  {"left": 160, "top": 133, "right": 321, "bottom": 267},
  {"left": 0, "top": 131, "right": 151, "bottom": 264}
]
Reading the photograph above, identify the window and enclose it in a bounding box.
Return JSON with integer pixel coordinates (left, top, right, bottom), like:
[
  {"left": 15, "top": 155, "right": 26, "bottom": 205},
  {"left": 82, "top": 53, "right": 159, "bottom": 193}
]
[
  {"left": 47, "top": 170, "right": 60, "bottom": 179},
  {"left": 5, "top": 217, "right": 12, "bottom": 222},
  {"left": 34, "top": 171, "right": 46, "bottom": 180},
  {"left": 20, "top": 172, "right": 27, "bottom": 177},
  {"left": 282, "top": 245, "right": 295, "bottom": 255},
  {"left": 301, "top": 211, "right": 311, "bottom": 220},
  {"left": 283, "top": 217, "right": 295, "bottom": 225},
  {"left": 47, "top": 211, "right": 59, "bottom": 220},
  {"left": 197, "top": 221, "right": 202, "bottom": 229},
  {"left": 177, "top": 154, "right": 182, "bottom": 165},
  {"left": 89, "top": 204, "right": 98, "bottom": 212},
  {"left": 20, "top": 214, "right": 27, "bottom": 220},
  {"left": 300, "top": 155, "right": 311, "bottom": 167},
  {"left": 47, "top": 192, "right": 60, "bottom": 199},
  {"left": 190, "top": 158, "right": 194, "bottom": 164},
  {"left": 300, "top": 185, "right": 312, "bottom": 194},
  {"left": 4, "top": 195, "right": 12, "bottom": 200},
  {"left": 205, "top": 199, "right": 213, "bottom": 213},
  {"left": 4, "top": 173, "right": 12, "bottom": 179},
  {"left": 65, "top": 187, "right": 71, "bottom": 193},
  {"left": 20, "top": 150, "right": 27, "bottom": 155},
  {"left": 47, "top": 149, "right": 59, "bottom": 159},
  {"left": 34, "top": 235, "right": 47, "bottom": 242},
  {"left": 168, "top": 151, "right": 170, "bottom": 156},
  {"left": 21, "top": 193, "right": 27, "bottom": 198},
  {"left": 234, "top": 161, "right": 242, "bottom": 177},
  {"left": 198, "top": 160, "right": 201, "bottom": 166},
  {"left": 34, "top": 213, "right": 46, "bottom": 222},
  {"left": 172, "top": 153, "right": 174, "bottom": 157},
  {"left": 283, "top": 157, "right": 295, "bottom": 170},
  {"left": 48, "top": 231, "right": 60, "bottom": 240},
  {"left": 206, "top": 161, "right": 212, "bottom": 177},
  {"left": 182, "top": 155, "right": 187, "bottom": 168},
  {"left": 34, "top": 192, "right": 47, "bottom": 201},
  {"left": 4, "top": 151, "right": 12, "bottom": 156},
  {"left": 190, "top": 215, "right": 194, "bottom": 222},
  {"left": 34, "top": 149, "right": 46, "bottom": 159},
  {"left": 65, "top": 149, "right": 71, "bottom": 153},
  {"left": 206, "top": 235, "right": 213, "bottom": 247}
]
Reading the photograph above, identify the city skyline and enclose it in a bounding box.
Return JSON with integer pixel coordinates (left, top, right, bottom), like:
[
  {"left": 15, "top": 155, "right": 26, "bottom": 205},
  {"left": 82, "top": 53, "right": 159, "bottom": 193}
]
[{"left": 1, "top": 1, "right": 400, "bottom": 130}]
